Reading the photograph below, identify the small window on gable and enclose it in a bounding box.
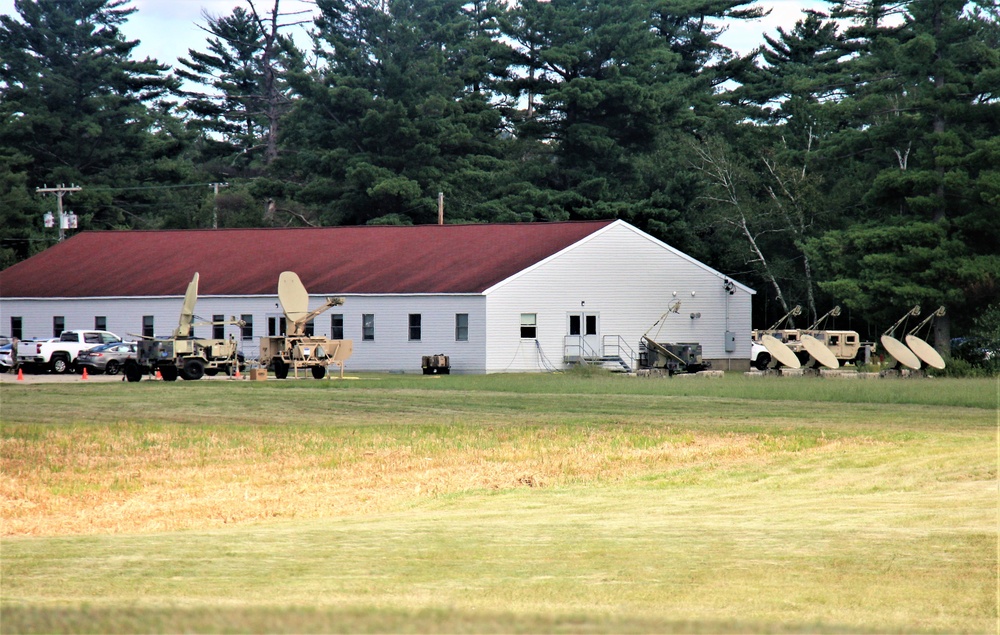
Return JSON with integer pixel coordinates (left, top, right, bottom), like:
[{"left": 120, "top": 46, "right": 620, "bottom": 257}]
[{"left": 520, "top": 313, "right": 537, "bottom": 339}]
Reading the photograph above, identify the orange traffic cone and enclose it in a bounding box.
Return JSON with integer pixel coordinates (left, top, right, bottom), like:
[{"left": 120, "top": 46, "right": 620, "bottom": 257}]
[
  {"left": 81, "top": 368, "right": 88, "bottom": 380},
  {"left": 17, "top": 368, "right": 24, "bottom": 381},
  {"left": 155, "top": 369, "right": 162, "bottom": 380},
  {"left": 234, "top": 366, "right": 241, "bottom": 379}
]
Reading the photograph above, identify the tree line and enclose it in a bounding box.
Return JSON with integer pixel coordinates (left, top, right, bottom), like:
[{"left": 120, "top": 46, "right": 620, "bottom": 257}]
[{"left": 1, "top": 0, "right": 997, "bottom": 346}]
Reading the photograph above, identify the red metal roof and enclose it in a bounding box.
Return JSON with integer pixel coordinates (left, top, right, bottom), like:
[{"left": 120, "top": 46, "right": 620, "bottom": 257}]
[{"left": 0, "top": 221, "right": 615, "bottom": 298}]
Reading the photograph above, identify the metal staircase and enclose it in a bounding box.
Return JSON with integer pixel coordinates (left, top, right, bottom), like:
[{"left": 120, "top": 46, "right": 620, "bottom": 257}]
[{"left": 564, "top": 335, "right": 636, "bottom": 373}]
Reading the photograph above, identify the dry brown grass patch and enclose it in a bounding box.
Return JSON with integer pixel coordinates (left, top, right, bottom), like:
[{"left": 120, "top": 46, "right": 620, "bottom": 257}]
[{"left": 1, "top": 424, "right": 879, "bottom": 537}]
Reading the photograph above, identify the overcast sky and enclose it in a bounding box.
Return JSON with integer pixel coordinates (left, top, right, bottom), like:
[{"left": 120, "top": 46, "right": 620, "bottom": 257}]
[{"left": 2, "top": 0, "right": 826, "bottom": 69}]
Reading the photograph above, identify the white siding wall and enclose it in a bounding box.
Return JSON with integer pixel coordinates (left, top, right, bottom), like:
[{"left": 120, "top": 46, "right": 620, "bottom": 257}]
[
  {"left": 483, "top": 222, "right": 753, "bottom": 372},
  {"left": 0, "top": 295, "right": 488, "bottom": 373}
]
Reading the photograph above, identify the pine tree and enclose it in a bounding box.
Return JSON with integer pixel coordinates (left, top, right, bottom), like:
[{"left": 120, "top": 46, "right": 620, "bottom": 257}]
[{"left": 0, "top": 0, "right": 188, "bottom": 249}]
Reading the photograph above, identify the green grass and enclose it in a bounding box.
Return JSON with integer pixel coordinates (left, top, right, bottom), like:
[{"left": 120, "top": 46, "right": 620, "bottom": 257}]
[{"left": 1, "top": 374, "right": 997, "bottom": 633}]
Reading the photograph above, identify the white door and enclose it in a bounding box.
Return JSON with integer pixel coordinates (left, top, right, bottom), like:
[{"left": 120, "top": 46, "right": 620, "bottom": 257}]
[{"left": 568, "top": 312, "right": 600, "bottom": 358}]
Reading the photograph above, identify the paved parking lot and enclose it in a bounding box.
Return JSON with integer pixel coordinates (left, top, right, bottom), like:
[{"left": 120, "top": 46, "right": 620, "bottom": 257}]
[{"left": 0, "top": 370, "right": 242, "bottom": 384}]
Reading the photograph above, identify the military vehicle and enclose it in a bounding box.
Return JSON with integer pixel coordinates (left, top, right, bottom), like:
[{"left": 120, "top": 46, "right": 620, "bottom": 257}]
[
  {"left": 124, "top": 273, "right": 245, "bottom": 382},
  {"left": 753, "top": 305, "right": 870, "bottom": 369},
  {"left": 258, "top": 271, "right": 353, "bottom": 379},
  {"left": 638, "top": 301, "right": 710, "bottom": 374}
]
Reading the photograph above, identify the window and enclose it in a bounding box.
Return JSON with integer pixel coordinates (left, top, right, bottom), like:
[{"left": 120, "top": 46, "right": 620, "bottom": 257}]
[
  {"left": 362, "top": 314, "right": 375, "bottom": 341},
  {"left": 84, "top": 332, "right": 102, "bottom": 344},
  {"left": 305, "top": 320, "right": 315, "bottom": 337},
  {"left": 408, "top": 314, "right": 421, "bottom": 341},
  {"left": 95, "top": 316, "right": 107, "bottom": 331},
  {"left": 268, "top": 317, "right": 286, "bottom": 337},
  {"left": 569, "top": 315, "right": 581, "bottom": 336},
  {"left": 143, "top": 316, "right": 154, "bottom": 338},
  {"left": 520, "top": 313, "right": 536, "bottom": 339},
  {"left": 455, "top": 313, "right": 469, "bottom": 342},
  {"left": 331, "top": 314, "right": 344, "bottom": 340},
  {"left": 241, "top": 315, "right": 253, "bottom": 340},
  {"left": 101, "top": 333, "right": 119, "bottom": 344},
  {"left": 53, "top": 316, "right": 65, "bottom": 338},
  {"left": 213, "top": 314, "right": 225, "bottom": 339},
  {"left": 10, "top": 317, "right": 22, "bottom": 340},
  {"left": 586, "top": 315, "right": 597, "bottom": 336}
]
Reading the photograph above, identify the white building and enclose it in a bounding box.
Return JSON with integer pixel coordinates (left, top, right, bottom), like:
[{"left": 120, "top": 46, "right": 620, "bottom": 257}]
[{"left": 0, "top": 220, "right": 755, "bottom": 373}]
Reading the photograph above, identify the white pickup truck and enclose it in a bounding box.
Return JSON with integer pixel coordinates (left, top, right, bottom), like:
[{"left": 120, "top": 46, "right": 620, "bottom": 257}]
[{"left": 16, "top": 330, "right": 123, "bottom": 374}]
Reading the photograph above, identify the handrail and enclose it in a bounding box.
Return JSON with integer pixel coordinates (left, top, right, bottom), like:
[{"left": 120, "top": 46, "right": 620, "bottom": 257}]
[
  {"left": 603, "top": 334, "right": 636, "bottom": 370},
  {"left": 563, "top": 335, "right": 600, "bottom": 363}
]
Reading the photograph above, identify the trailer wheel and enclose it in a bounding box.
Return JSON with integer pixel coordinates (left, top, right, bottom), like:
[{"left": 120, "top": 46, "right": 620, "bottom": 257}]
[
  {"left": 311, "top": 365, "right": 326, "bottom": 379},
  {"left": 124, "top": 361, "right": 144, "bottom": 382},
  {"left": 273, "top": 358, "right": 289, "bottom": 380},
  {"left": 181, "top": 359, "right": 205, "bottom": 380}
]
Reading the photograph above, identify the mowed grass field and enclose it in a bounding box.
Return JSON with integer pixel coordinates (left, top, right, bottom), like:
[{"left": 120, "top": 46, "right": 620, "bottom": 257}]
[{"left": 1, "top": 373, "right": 997, "bottom": 634}]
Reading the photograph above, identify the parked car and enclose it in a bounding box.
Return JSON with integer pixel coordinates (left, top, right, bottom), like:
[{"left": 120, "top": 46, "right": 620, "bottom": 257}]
[
  {"left": 75, "top": 341, "right": 137, "bottom": 375},
  {"left": 0, "top": 343, "right": 14, "bottom": 373}
]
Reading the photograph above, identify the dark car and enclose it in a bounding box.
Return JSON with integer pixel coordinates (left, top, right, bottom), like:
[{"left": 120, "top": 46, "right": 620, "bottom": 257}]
[{"left": 76, "top": 341, "right": 137, "bottom": 375}]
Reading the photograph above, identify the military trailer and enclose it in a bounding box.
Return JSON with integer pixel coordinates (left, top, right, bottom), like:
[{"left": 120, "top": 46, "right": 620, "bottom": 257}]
[
  {"left": 637, "top": 301, "right": 710, "bottom": 374},
  {"left": 259, "top": 271, "right": 353, "bottom": 379},
  {"left": 124, "top": 273, "right": 245, "bottom": 382}
]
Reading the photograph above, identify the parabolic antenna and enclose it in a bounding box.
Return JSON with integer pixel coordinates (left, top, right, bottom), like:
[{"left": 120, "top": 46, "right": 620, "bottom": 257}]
[
  {"left": 800, "top": 334, "right": 839, "bottom": 369},
  {"left": 175, "top": 272, "right": 200, "bottom": 337},
  {"left": 904, "top": 334, "right": 946, "bottom": 370},
  {"left": 880, "top": 335, "right": 922, "bottom": 370},
  {"left": 277, "top": 271, "right": 310, "bottom": 324},
  {"left": 761, "top": 334, "right": 801, "bottom": 369}
]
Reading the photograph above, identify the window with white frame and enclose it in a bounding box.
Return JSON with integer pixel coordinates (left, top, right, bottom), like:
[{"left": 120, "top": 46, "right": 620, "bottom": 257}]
[
  {"left": 455, "top": 313, "right": 468, "bottom": 341},
  {"left": 520, "top": 313, "right": 536, "bottom": 338}
]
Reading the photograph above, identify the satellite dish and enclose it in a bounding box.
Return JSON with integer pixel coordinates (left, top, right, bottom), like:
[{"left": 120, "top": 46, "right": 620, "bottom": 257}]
[
  {"left": 277, "top": 271, "right": 310, "bottom": 324},
  {"left": 880, "top": 335, "right": 922, "bottom": 370},
  {"left": 761, "top": 334, "right": 801, "bottom": 369},
  {"left": 800, "top": 334, "right": 839, "bottom": 369},
  {"left": 905, "top": 334, "right": 946, "bottom": 370},
  {"left": 175, "top": 272, "right": 199, "bottom": 338}
]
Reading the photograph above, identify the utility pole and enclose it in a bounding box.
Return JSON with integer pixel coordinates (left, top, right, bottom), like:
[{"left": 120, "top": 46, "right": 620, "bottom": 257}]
[
  {"left": 36, "top": 184, "right": 81, "bottom": 241},
  {"left": 210, "top": 182, "right": 229, "bottom": 229}
]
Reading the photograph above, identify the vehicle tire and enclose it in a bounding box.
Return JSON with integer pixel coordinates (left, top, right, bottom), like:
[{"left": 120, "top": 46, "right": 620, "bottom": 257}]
[
  {"left": 160, "top": 365, "right": 179, "bottom": 381},
  {"left": 124, "top": 362, "right": 143, "bottom": 383},
  {"left": 311, "top": 365, "right": 326, "bottom": 379},
  {"left": 204, "top": 368, "right": 219, "bottom": 377},
  {"left": 273, "top": 358, "right": 289, "bottom": 380},
  {"left": 181, "top": 359, "right": 205, "bottom": 380},
  {"left": 753, "top": 353, "right": 771, "bottom": 371},
  {"left": 105, "top": 360, "right": 120, "bottom": 376},
  {"left": 51, "top": 355, "right": 71, "bottom": 374}
]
